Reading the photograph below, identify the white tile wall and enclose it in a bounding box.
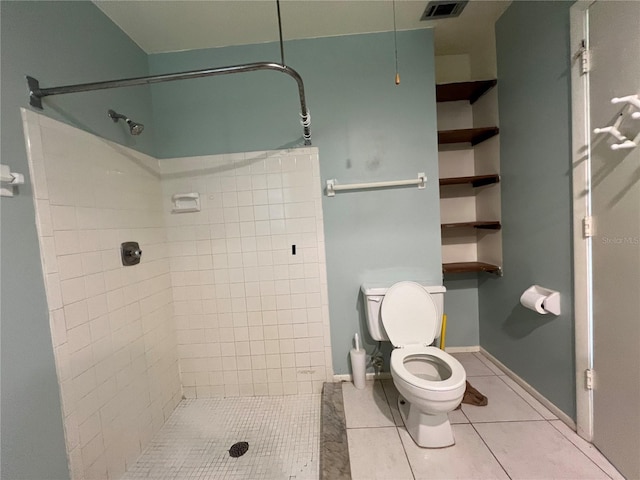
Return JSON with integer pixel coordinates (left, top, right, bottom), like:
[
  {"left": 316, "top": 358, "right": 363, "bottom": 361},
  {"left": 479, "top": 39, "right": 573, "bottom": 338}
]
[
  {"left": 160, "top": 148, "right": 333, "bottom": 398},
  {"left": 22, "top": 110, "right": 182, "bottom": 480},
  {"left": 23, "top": 110, "right": 334, "bottom": 478}
]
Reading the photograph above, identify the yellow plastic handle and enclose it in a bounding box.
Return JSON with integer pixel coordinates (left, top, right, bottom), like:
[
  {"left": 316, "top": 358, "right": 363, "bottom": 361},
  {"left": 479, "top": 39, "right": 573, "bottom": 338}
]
[{"left": 440, "top": 314, "right": 447, "bottom": 350}]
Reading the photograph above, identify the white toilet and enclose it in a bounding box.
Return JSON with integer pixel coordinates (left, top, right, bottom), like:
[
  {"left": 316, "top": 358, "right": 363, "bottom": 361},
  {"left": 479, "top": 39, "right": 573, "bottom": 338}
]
[{"left": 362, "top": 281, "right": 466, "bottom": 448}]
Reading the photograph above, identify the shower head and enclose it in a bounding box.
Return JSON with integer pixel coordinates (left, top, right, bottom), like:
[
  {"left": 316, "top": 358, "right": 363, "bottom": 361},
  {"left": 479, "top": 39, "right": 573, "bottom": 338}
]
[
  {"left": 127, "top": 119, "right": 144, "bottom": 136},
  {"left": 108, "top": 109, "right": 144, "bottom": 136}
]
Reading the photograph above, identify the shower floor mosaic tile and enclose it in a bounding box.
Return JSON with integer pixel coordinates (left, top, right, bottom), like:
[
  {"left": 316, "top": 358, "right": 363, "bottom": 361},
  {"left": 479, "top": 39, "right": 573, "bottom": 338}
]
[{"left": 122, "top": 394, "right": 320, "bottom": 479}]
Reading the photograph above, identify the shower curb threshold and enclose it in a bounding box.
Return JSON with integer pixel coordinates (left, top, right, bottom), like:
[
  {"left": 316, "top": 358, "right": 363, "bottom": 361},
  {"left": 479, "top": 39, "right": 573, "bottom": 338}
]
[{"left": 320, "top": 382, "right": 351, "bottom": 480}]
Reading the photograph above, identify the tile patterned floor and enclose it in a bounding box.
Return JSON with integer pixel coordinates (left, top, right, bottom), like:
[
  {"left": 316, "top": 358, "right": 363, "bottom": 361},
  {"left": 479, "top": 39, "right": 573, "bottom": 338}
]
[
  {"left": 344, "top": 352, "right": 625, "bottom": 480},
  {"left": 121, "top": 352, "right": 624, "bottom": 480},
  {"left": 122, "top": 395, "right": 320, "bottom": 480}
]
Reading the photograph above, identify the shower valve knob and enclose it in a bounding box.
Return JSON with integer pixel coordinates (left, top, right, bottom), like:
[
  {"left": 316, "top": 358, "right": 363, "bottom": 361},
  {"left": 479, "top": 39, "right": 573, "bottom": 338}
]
[{"left": 121, "top": 242, "right": 142, "bottom": 266}]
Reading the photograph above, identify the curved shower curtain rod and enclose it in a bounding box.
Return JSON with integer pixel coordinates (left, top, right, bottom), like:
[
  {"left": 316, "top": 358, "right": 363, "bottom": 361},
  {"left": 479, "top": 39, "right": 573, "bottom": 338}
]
[{"left": 26, "top": 61, "right": 312, "bottom": 145}]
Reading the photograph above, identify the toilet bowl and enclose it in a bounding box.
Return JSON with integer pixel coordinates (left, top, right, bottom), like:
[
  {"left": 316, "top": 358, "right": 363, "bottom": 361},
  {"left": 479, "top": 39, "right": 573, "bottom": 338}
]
[{"left": 362, "top": 281, "right": 466, "bottom": 448}]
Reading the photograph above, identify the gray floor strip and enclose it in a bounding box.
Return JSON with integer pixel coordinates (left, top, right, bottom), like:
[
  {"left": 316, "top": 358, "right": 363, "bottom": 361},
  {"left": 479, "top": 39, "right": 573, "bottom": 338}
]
[{"left": 320, "top": 382, "right": 351, "bottom": 480}]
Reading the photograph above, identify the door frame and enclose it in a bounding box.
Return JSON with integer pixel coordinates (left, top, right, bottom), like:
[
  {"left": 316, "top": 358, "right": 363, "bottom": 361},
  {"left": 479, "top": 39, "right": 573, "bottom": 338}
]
[{"left": 570, "top": 0, "right": 594, "bottom": 442}]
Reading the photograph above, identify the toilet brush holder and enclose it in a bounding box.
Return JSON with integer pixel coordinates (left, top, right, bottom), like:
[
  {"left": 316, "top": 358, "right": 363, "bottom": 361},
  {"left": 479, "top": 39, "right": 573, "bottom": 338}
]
[{"left": 350, "top": 348, "right": 366, "bottom": 389}]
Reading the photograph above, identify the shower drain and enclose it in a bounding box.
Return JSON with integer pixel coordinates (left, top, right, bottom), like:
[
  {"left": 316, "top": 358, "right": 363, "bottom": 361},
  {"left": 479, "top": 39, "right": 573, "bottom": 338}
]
[{"left": 228, "top": 441, "right": 249, "bottom": 458}]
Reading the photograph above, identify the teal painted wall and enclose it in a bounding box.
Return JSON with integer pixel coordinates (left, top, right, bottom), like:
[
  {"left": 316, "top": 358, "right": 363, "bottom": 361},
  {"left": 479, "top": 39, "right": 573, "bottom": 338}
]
[
  {"left": 149, "top": 30, "right": 442, "bottom": 373},
  {"left": 479, "top": 0, "right": 575, "bottom": 418},
  {"left": 445, "top": 276, "right": 479, "bottom": 347},
  {"left": 1, "top": 2, "right": 153, "bottom": 478}
]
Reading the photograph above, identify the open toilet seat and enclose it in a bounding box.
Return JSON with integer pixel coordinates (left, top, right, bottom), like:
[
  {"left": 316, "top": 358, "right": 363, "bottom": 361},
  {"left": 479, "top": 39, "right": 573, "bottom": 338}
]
[
  {"left": 391, "top": 345, "right": 466, "bottom": 392},
  {"left": 374, "top": 281, "right": 467, "bottom": 448},
  {"left": 381, "top": 281, "right": 466, "bottom": 396}
]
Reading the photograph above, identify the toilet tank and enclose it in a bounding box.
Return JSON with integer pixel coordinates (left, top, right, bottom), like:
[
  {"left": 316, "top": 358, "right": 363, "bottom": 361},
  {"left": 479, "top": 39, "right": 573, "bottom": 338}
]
[{"left": 361, "top": 283, "right": 446, "bottom": 341}]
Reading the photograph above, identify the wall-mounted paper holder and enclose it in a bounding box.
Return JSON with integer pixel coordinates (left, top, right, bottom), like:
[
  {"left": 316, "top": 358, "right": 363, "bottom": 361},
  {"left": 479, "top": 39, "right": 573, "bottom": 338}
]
[
  {"left": 171, "top": 192, "right": 200, "bottom": 213},
  {"left": 1, "top": 164, "right": 25, "bottom": 197},
  {"left": 520, "top": 285, "right": 561, "bottom": 315}
]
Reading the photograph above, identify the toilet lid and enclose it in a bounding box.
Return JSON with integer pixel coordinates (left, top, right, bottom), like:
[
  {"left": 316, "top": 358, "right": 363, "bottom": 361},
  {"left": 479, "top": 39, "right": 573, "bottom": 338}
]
[{"left": 381, "top": 281, "right": 438, "bottom": 347}]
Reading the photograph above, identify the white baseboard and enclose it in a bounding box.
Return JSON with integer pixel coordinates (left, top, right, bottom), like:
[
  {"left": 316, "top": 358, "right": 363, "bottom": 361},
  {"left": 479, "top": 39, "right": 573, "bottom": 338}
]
[
  {"left": 333, "top": 372, "right": 392, "bottom": 382},
  {"left": 480, "top": 347, "right": 576, "bottom": 429},
  {"left": 445, "top": 345, "right": 480, "bottom": 353}
]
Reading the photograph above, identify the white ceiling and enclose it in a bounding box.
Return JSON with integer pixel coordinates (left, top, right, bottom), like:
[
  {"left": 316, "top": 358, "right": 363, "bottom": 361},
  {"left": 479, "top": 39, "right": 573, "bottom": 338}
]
[{"left": 94, "top": 0, "right": 510, "bottom": 55}]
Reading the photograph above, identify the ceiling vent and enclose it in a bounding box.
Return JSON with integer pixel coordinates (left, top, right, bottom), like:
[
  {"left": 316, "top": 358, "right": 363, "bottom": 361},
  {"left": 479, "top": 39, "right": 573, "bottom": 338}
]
[{"left": 420, "top": 1, "right": 469, "bottom": 20}]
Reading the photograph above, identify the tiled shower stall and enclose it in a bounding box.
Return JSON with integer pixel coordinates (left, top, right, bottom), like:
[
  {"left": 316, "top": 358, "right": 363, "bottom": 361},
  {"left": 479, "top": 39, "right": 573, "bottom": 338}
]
[{"left": 22, "top": 109, "right": 332, "bottom": 480}]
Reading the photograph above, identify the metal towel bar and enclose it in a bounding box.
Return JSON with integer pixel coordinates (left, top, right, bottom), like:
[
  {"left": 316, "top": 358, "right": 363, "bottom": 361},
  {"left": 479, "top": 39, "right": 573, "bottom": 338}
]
[{"left": 325, "top": 173, "right": 426, "bottom": 197}]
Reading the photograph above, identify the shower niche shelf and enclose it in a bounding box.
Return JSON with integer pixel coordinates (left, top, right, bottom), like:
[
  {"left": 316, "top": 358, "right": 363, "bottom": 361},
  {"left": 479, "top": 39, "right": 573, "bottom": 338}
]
[{"left": 172, "top": 192, "right": 201, "bottom": 213}]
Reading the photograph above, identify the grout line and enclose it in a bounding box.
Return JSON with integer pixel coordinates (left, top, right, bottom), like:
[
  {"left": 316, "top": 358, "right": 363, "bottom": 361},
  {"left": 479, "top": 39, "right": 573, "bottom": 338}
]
[
  {"left": 472, "top": 351, "right": 504, "bottom": 373},
  {"left": 459, "top": 408, "right": 471, "bottom": 423},
  {"left": 494, "top": 375, "right": 553, "bottom": 420},
  {"left": 479, "top": 348, "right": 574, "bottom": 428},
  {"left": 380, "top": 381, "right": 400, "bottom": 427},
  {"left": 379, "top": 378, "right": 393, "bottom": 407},
  {"left": 473, "top": 419, "right": 618, "bottom": 480},
  {"left": 548, "top": 420, "right": 619, "bottom": 480},
  {"left": 469, "top": 354, "right": 551, "bottom": 421},
  {"left": 346, "top": 425, "right": 401, "bottom": 430},
  {"left": 469, "top": 422, "right": 513, "bottom": 480},
  {"left": 467, "top": 418, "right": 549, "bottom": 424},
  {"left": 379, "top": 378, "right": 403, "bottom": 427},
  {"left": 394, "top": 426, "right": 417, "bottom": 480}
]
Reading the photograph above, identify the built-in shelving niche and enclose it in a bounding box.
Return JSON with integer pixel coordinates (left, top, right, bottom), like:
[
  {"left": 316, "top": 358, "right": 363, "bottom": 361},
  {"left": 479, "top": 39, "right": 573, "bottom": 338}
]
[{"left": 437, "top": 79, "right": 501, "bottom": 275}]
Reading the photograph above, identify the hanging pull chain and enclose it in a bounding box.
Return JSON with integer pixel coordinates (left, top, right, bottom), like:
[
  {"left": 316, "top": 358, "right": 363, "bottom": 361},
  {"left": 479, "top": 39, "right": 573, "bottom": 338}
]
[{"left": 393, "top": 0, "right": 400, "bottom": 85}]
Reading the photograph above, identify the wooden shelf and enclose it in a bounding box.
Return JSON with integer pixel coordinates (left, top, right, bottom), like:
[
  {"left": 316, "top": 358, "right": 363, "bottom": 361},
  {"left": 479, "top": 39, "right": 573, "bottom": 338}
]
[
  {"left": 437, "top": 80, "right": 502, "bottom": 277},
  {"left": 436, "top": 80, "right": 497, "bottom": 104},
  {"left": 438, "top": 127, "right": 499, "bottom": 146},
  {"left": 439, "top": 174, "right": 500, "bottom": 188},
  {"left": 442, "top": 262, "right": 501, "bottom": 275},
  {"left": 441, "top": 221, "right": 501, "bottom": 230}
]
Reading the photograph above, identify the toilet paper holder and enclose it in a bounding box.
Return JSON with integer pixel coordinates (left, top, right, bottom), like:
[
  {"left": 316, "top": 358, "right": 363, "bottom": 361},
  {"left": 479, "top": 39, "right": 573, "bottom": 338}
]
[{"left": 520, "top": 285, "right": 561, "bottom": 315}]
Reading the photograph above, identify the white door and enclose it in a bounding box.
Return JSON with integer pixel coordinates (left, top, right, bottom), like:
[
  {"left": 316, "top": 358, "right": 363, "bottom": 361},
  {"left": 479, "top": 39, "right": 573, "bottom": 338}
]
[{"left": 588, "top": 2, "right": 640, "bottom": 478}]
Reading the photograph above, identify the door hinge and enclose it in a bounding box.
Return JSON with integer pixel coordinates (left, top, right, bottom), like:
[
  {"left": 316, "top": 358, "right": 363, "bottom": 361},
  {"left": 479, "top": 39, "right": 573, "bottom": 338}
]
[
  {"left": 575, "top": 40, "right": 590, "bottom": 75},
  {"left": 585, "top": 369, "right": 595, "bottom": 390},
  {"left": 583, "top": 216, "right": 594, "bottom": 238}
]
